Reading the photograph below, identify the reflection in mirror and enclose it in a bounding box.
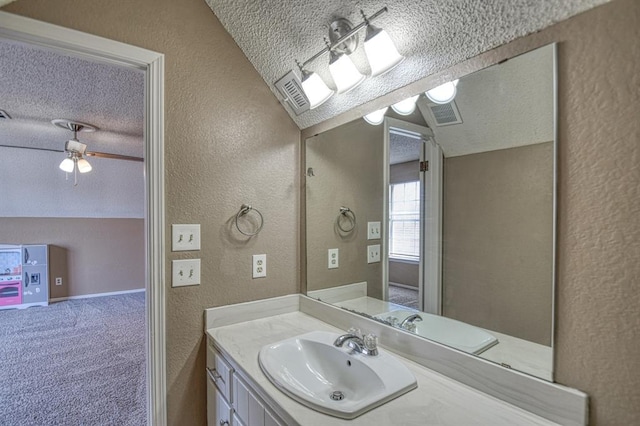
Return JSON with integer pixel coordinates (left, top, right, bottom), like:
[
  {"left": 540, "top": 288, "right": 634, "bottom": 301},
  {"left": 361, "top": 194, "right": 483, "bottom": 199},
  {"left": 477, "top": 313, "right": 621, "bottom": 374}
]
[{"left": 305, "top": 44, "right": 555, "bottom": 381}]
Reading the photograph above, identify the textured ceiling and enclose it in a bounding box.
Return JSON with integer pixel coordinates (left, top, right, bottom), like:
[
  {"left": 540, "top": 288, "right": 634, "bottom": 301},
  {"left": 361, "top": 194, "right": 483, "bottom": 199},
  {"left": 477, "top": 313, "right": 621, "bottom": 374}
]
[
  {"left": 0, "top": 39, "right": 144, "bottom": 158},
  {"left": 204, "top": 0, "right": 607, "bottom": 129}
]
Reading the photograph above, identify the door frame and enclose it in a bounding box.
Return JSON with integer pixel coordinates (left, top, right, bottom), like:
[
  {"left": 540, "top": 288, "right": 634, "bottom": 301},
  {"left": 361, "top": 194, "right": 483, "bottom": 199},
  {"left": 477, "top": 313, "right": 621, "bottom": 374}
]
[
  {"left": 383, "top": 117, "right": 441, "bottom": 314},
  {"left": 0, "top": 12, "right": 166, "bottom": 425}
]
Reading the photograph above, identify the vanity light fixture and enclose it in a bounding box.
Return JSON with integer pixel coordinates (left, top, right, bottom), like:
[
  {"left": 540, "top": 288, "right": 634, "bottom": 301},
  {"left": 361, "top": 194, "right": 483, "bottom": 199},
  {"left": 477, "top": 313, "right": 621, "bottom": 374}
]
[
  {"left": 425, "top": 79, "right": 459, "bottom": 104},
  {"left": 391, "top": 95, "right": 420, "bottom": 115},
  {"left": 277, "top": 7, "right": 402, "bottom": 112},
  {"left": 363, "top": 107, "right": 389, "bottom": 125}
]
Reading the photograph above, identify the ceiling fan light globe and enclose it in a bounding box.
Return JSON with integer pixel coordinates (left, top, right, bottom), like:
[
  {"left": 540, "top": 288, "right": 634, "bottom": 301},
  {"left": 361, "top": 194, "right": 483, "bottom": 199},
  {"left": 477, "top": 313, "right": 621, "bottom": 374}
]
[
  {"left": 59, "top": 157, "right": 75, "bottom": 173},
  {"left": 77, "top": 158, "right": 92, "bottom": 173}
]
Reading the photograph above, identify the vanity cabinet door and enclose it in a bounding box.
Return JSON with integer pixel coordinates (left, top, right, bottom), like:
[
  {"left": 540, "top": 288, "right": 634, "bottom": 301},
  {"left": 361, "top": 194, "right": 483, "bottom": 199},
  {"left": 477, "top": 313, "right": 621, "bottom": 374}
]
[
  {"left": 231, "top": 412, "right": 245, "bottom": 426},
  {"left": 207, "top": 376, "right": 232, "bottom": 426},
  {"left": 265, "top": 409, "right": 284, "bottom": 426},
  {"left": 233, "top": 374, "right": 265, "bottom": 426}
]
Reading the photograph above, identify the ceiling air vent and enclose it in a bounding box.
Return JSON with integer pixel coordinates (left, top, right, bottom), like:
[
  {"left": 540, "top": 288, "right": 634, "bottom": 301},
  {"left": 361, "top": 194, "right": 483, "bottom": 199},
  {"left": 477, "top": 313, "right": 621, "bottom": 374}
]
[
  {"left": 274, "top": 70, "right": 310, "bottom": 116},
  {"left": 428, "top": 100, "right": 462, "bottom": 126},
  {"left": 0, "top": 109, "right": 11, "bottom": 119}
]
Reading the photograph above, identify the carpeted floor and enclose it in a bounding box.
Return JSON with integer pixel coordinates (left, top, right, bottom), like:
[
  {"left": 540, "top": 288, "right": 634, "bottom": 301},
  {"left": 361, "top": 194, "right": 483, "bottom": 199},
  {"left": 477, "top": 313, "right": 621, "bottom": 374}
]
[
  {"left": 388, "top": 284, "right": 419, "bottom": 310},
  {"left": 0, "top": 292, "right": 146, "bottom": 426}
]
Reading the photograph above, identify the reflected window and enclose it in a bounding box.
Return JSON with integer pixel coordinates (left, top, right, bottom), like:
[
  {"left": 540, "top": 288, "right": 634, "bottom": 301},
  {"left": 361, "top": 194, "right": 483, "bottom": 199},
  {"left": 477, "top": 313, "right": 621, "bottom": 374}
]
[{"left": 389, "top": 181, "right": 420, "bottom": 261}]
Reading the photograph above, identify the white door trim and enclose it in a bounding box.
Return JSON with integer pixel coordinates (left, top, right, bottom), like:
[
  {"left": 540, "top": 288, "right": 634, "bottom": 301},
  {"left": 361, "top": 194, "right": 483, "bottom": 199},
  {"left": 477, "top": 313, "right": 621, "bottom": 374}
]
[{"left": 0, "top": 12, "right": 166, "bottom": 426}]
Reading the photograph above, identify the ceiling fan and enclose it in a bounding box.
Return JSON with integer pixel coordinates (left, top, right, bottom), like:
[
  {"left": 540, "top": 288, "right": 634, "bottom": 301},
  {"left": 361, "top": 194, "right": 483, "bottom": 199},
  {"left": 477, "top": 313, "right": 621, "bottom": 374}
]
[{"left": 0, "top": 119, "right": 143, "bottom": 185}]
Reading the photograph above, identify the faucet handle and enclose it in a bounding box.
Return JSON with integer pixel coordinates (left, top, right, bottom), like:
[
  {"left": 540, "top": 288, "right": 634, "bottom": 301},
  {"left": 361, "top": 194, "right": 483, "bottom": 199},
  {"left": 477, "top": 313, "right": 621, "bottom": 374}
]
[
  {"left": 347, "top": 327, "right": 362, "bottom": 339},
  {"left": 363, "top": 333, "right": 378, "bottom": 351}
]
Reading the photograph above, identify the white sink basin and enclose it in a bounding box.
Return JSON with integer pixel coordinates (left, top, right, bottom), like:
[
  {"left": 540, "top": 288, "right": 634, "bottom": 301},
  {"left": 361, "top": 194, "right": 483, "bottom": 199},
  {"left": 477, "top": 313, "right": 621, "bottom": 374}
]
[
  {"left": 376, "top": 310, "right": 498, "bottom": 355},
  {"left": 258, "top": 330, "right": 417, "bottom": 419}
]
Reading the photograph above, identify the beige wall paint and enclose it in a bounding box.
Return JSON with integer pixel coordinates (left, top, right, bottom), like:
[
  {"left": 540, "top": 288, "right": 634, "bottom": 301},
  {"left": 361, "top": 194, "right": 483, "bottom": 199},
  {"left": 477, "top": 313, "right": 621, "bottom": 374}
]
[
  {"left": 389, "top": 260, "right": 419, "bottom": 288},
  {"left": 303, "top": 1, "right": 640, "bottom": 423},
  {"left": 3, "top": 0, "right": 300, "bottom": 425},
  {"left": 0, "top": 218, "right": 144, "bottom": 298},
  {"left": 442, "top": 143, "right": 554, "bottom": 346},
  {"left": 306, "top": 119, "right": 384, "bottom": 298}
]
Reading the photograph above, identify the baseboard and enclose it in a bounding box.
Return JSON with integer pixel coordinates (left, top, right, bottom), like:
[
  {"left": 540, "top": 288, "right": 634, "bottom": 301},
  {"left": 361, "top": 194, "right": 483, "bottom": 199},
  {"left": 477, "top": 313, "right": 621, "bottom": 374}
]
[
  {"left": 389, "top": 281, "right": 419, "bottom": 290},
  {"left": 50, "top": 288, "right": 145, "bottom": 302}
]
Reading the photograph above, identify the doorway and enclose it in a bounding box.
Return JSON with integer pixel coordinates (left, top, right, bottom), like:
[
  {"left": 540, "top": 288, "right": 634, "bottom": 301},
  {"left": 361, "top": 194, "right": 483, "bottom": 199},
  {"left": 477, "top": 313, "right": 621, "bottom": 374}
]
[{"left": 0, "top": 11, "right": 165, "bottom": 425}]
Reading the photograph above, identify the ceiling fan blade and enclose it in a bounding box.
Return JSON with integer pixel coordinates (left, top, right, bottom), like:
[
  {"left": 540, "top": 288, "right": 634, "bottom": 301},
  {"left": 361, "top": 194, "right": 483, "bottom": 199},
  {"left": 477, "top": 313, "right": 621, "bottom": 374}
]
[
  {"left": 0, "top": 144, "right": 64, "bottom": 153},
  {"left": 85, "top": 151, "right": 144, "bottom": 162}
]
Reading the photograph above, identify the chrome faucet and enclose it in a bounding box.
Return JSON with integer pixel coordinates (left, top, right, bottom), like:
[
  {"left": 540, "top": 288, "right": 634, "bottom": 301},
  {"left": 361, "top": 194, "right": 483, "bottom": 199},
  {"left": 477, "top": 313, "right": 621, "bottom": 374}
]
[
  {"left": 400, "top": 314, "right": 423, "bottom": 331},
  {"left": 334, "top": 331, "right": 379, "bottom": 356}
]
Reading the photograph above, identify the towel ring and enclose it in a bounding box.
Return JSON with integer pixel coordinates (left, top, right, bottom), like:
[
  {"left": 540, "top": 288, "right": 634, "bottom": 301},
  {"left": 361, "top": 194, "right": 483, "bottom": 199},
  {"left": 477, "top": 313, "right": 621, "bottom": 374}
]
[
  {"left": 337, "top": 206, "right": 357, "bottom": 233},
  {"left": 235, "top": 204, "right": 264, "bottom": 236}
]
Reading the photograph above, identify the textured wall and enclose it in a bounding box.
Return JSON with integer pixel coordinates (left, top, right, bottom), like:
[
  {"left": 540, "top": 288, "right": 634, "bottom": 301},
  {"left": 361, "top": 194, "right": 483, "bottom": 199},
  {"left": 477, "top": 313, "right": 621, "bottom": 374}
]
[
  {"left": 306, "top": 119, "right": 384, "bottom": 298},
  {"left": 443, "top": 143, "right": 554, "bottom": 346},
  {"left": 0, "top": 218, "right": 144, "bottom": 298},
  {"left": 2, "top": 1, "right": 300, "bottom": 425}
]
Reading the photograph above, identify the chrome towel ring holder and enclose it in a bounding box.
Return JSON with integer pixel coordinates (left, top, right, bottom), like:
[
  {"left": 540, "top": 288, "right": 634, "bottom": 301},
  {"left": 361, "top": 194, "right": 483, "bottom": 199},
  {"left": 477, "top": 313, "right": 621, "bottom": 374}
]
[
  {"left": 235, "top": 204, "right": 264, "bottom": 236},
  {"left": 337, "top": 206, "right": 357, "bottom": 233}
]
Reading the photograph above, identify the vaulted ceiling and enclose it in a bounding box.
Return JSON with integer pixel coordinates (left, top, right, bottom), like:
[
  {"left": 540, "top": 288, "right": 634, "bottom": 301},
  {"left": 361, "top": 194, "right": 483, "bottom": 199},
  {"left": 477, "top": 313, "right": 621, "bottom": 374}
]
[{"left": 204, "top": 0, "right": 607, "bottom": 129}]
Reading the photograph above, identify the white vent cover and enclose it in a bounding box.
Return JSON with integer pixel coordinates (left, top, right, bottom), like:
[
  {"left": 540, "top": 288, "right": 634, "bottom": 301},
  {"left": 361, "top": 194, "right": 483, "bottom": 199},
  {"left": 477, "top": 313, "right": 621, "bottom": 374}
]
[
  {"left": 274, "top": 70, "right": 310, "bottom": 116},
  {"left": 0, "top": 109, "right": 11, "bottom": 119},
  {"left": 428, "top": 100, "right": 463, "bottom": 126}
]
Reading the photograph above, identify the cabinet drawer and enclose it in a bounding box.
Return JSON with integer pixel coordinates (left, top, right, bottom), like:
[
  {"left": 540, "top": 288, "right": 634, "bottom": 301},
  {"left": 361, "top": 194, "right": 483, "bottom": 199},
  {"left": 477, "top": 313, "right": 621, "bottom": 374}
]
[{"left": 207, "top": 343, "right": 233, "bottom": 402}]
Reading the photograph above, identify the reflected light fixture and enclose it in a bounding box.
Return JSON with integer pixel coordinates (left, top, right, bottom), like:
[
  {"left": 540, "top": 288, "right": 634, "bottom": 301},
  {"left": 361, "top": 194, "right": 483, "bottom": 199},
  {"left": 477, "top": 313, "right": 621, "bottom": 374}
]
[
  {"left": 425, "top": 79, "right": 459, "bottom": 104},
  {"left": 391, "top": 95, "right": 420, "bottom": 115},
  {"left": 363, "top": 107, "right": 389, "bottom": 125},
  {"left": 276, "top": 7, "right": 403, "bottom": 114}
]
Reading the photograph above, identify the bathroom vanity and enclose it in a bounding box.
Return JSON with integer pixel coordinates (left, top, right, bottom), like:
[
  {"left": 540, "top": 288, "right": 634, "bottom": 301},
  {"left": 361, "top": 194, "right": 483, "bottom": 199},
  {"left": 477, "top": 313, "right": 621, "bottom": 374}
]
[{"left": 205, "top": 295, "right": 586, "bottom": 425}]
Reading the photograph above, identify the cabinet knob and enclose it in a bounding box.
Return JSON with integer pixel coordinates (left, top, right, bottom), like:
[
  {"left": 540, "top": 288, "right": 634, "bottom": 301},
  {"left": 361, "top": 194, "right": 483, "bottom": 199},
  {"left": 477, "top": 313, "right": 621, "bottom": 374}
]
[{"left": 220, "top": 420, "right": 229, "bottom": 426}]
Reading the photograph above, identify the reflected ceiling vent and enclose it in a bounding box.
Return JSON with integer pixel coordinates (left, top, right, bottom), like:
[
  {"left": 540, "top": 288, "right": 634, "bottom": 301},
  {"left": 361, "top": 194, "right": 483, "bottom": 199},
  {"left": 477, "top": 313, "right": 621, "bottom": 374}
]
[
  {"left": 427, "top": 100, "right": 462, "bottom": 126},
  {"left": 0, "top": 109, "right": 11, "bottom": 119},
  {"left": 274, "top": 70, "right": 310, "bottom": 116}
]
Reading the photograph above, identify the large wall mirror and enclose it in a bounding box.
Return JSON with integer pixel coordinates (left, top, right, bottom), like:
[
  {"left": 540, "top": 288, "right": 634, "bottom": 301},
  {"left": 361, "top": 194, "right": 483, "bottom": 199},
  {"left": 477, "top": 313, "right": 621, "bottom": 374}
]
[{"left": 305, "top": 44, "right": 556, "bottom": 381}]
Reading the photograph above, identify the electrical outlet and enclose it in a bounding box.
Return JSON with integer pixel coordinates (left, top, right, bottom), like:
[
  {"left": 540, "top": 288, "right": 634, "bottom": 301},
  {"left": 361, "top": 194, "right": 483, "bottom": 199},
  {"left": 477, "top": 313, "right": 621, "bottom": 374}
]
[
  {"left": 367, "top": 221, "right": 381, "bottom": 240},
  {"left": 55, "top": 277, "right": 63, "bottom": 286},
  {"left": 172, "top": 224, "right": 201, "bottom": 251},
  {"left": 172, "top": 259, "right": 201, "bottom": 287},
  {"left": 367, "top": 244, "right": 381, "bottom": 264},
  {"left": 253, "top": 254, "right": 267, "bottom": 278},
  {"left": 328, "top": 248, "right": 339, "bottom": 269}
]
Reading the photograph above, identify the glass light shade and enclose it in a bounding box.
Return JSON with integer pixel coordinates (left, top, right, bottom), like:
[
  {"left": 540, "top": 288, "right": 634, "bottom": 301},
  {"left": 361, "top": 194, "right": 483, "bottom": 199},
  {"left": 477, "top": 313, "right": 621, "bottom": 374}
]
[
  {"left": 59, "top": 157, "right": 75, "bottom": 173},
  {"left": 329, "top": 52, "right": 365, "bottom": 94},
  {"left": 363, "top": 107, "right": 389, "bottom": 125},
  {"left": 77, "top": 158, "right": 92, "bottom": 173},
  {"left": 364, "top": 25, "right": 404, "bottom": 77},
  {"left": 301, "top": 71, "right": 334, "bottom": 109},
  {"left": 391, "top": 95, "right": 420, "bottom": 115},
  {"left": 425, "top": 79, "right": 459, "bottom": 104}
]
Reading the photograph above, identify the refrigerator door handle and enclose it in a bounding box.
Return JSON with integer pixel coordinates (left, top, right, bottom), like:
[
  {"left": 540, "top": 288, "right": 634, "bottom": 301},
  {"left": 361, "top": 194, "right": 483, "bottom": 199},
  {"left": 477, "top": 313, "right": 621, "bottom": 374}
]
[
  {"left": 25, "top": 272, "right": 29, "bottom": 287},
  {"left": 24, "top": 247, "right": 30, "bottom": 264}
]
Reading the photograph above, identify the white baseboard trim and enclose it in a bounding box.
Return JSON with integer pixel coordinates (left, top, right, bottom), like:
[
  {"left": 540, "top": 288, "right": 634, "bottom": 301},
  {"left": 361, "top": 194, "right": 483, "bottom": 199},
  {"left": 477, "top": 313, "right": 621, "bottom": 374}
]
[
  {"left": 389, "top": 281, "right": 419, "bottom": 290},
  {"left": 50, "top": 288, "right": 145, "bottom": 302}
]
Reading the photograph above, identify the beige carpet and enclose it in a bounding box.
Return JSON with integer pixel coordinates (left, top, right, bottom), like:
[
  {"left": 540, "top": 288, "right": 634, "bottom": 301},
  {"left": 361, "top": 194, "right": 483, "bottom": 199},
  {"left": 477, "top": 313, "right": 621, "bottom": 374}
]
[{"left": 0, "top": 292, "right": 146, "bottom": 425}]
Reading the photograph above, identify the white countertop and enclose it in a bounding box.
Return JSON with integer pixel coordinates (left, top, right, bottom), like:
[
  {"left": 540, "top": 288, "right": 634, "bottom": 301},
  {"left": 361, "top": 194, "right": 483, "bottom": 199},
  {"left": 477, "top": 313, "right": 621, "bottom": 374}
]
[{"left": 206, "top": 311, "right": 559, "bottom": 426}]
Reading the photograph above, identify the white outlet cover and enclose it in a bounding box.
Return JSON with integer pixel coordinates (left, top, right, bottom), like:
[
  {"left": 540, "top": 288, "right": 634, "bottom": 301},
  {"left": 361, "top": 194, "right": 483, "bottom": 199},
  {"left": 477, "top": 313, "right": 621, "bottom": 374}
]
[
  {"left": 253, "top": 254, "right": 267, "bottom": 278},
  {"left": 172, "top": 259, "right": 201, "bottom": 287},
  {"left": 328, "top": 248, "right": 339, "bottom": 269},
  {"left": 367, "top": 221, "right": 381, "bottom": 240},
  {"left": 172, "top": 224, "right": 201, "bottom": 251},
  {"left": 367, "top": 244, "right": 381, "bottom": 264}
]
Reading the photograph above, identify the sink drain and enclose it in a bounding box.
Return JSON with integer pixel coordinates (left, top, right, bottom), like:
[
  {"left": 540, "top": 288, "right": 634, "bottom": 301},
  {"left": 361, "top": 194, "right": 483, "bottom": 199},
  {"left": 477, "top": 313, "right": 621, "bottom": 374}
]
[{"left": 330, "top": 390, "right": 345, "bottom": 401}]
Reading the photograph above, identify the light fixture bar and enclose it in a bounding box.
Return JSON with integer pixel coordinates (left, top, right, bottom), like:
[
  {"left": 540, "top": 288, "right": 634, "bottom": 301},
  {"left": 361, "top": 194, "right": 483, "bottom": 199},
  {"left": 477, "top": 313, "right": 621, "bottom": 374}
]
[{"left": 300, "top": 7, "right": 389, "bottom": 68}]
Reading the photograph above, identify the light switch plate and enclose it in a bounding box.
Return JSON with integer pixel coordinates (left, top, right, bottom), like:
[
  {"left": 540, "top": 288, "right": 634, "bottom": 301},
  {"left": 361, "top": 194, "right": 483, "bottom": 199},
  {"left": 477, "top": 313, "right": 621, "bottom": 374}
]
[
  {"left": 328, "top": 248, "right": 339, "bottom": 269},
  {"left": 253, "top": 254, "right": 267, "bottom": 278},
  {"left": 172, "top": 224, "right": 201, "bottom": 251},
  {"left": 172, "top": 259, "right": 201, "bottom": 287},
  {"left": 367, "top": 221, "right": 381, "bottom": 240},
  {"left": 367, "top": 244, "right": 381, "bottom": 264}
]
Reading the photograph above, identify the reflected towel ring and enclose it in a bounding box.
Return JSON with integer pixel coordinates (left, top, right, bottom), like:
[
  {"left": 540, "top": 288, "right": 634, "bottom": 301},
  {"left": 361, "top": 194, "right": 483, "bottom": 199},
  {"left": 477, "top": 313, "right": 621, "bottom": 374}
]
[
  {"left": 337, "top": 206, "right": 357, "bottom": 233},
  {"left": 235, "top": 204, "right": 264, "bottom": 236}
]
